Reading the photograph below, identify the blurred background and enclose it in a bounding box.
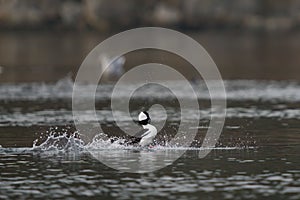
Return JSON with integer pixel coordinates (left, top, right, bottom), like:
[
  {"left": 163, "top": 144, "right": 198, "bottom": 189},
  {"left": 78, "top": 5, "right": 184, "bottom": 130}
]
[
  {"left": 1, "top": 0, "right": 300, "bottom": 82},
  {"left": 1, "top": 2, "right": 300, "bottom": 199}
]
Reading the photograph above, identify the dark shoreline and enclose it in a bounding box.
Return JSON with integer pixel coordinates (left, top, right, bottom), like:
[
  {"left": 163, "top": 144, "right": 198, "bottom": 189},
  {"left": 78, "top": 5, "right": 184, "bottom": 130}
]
[{"left": 1, "top": 0, "right": 300, "bottom": 33}]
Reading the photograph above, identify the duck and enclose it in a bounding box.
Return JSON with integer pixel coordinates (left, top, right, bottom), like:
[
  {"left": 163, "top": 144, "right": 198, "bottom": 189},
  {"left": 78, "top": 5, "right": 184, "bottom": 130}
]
[{"left": 111, "top": 111, "right": 157, "bottom": 147}]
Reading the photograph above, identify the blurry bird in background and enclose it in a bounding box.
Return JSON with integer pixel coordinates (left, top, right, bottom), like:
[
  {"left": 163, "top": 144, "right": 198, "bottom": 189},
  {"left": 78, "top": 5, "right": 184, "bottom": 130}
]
[{"left": 98, "top": 55, "right": 125, "bottom": 81}]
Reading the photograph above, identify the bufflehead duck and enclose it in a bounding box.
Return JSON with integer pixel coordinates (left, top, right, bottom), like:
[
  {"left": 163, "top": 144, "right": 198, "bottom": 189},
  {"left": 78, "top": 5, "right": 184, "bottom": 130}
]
[
  {"left": 135, "top": 111, "right": 158, "bottom": 147},
  {"left": 111, "top": 111, "right": 157, "bottom": 147}
]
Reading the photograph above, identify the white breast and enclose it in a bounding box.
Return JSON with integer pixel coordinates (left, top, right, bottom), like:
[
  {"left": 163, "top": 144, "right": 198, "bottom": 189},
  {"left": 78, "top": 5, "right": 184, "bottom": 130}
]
[{"left": 139, "top": 124, "right": 157, "bottom": 147}]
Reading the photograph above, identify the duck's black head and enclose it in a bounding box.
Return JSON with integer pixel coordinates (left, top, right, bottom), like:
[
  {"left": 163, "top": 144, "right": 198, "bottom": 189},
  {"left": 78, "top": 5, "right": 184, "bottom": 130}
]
[{"left": 138, "top": 111, "right": 151, "bottom": 125}]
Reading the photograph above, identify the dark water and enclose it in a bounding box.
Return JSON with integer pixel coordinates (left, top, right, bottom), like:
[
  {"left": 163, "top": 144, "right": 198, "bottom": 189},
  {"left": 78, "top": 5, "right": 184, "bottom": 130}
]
[
  {"left": 1, "top": 31, "right": 300, "bottom": 82},
  {"left": 0, "top": 78, "right": 300, "bottom": 199}
]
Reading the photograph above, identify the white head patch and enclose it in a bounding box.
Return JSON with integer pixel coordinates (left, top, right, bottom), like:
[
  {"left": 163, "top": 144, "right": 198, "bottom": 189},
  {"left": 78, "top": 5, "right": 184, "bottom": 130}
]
[{"left": 138, "top": 112, "right": 148, "bottom": 121}]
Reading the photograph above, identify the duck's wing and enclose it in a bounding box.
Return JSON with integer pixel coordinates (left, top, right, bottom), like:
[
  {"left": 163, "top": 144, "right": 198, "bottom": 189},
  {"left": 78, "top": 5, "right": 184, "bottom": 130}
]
[
  {"left": 133, "top": 129, "right": 150, "bottom": 138},
  {"left": 122, "top": 129, "right": 149, "bottom": 146},
  {"left": 110, "top": 129, "right": 150, "bottom": 146}
]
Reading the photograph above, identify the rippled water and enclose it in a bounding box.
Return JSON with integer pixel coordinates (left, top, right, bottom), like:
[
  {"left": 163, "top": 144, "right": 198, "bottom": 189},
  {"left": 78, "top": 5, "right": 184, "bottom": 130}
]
[{"left": 0, "top": 77, "right": 300, "bottom": 199}]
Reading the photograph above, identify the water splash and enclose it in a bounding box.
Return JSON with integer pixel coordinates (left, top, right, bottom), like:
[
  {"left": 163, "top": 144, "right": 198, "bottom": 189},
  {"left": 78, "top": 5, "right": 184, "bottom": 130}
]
[
  {"left": 28, "top": 129, "right": 253, "bottom": 154},
  {"left": 32, "top": 132, "right": 84, "bottom": 152}
]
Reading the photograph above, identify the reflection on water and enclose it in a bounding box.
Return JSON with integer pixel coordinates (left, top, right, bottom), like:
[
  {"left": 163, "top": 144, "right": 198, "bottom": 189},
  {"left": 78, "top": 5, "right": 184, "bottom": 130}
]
[{"left": 89, "top": 149, "right": 185, "bottom": 173}]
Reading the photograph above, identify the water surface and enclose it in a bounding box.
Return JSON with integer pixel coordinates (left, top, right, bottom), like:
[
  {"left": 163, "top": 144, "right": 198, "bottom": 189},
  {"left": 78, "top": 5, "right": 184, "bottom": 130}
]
[{"left": 0, "top": 78, "right": 299, "bottom": 199}]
